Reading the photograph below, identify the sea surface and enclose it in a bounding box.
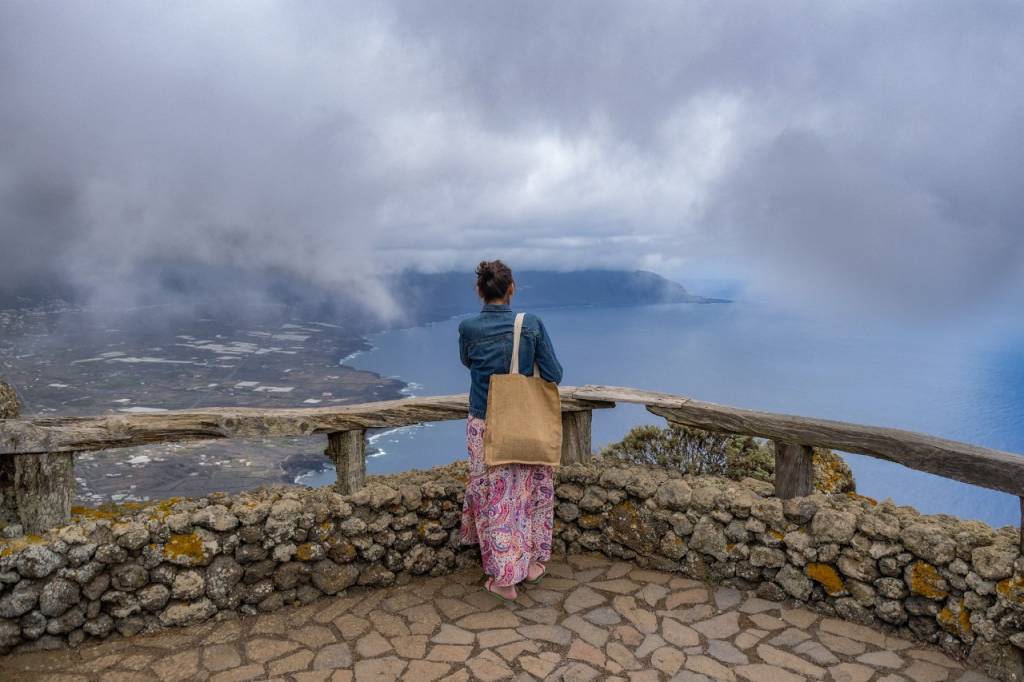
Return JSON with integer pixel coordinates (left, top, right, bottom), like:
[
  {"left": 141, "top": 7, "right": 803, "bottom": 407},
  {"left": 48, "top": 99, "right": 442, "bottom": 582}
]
[{"left": 303, "top": 300, "right": 1024, "bottom": 529}]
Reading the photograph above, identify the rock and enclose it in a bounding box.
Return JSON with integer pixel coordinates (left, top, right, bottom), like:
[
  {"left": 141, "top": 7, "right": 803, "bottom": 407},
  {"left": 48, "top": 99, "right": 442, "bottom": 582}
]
[
  {"left": 901, "top": 523, "right": 956, "bottom": 565},
  {"left": 654, "top": 480, "right": 693, "bottom": 511},
  {"left": 971, "top": 544, "right": 1017, "bottom": 581},
  {"left": 0, "top": 581, "right": 40, "bottom": 618},
  {"left": 265, "top": 499, "right": 303, "bottom": 541},
  {"left": 94, "top": 544, "right": 128, "bottom": 564},
  {"left": 689, "top": 516, "right": 728, "bottom": 561},
  {"left": 241, "top": 579, "right": 274, "bottom": 605},
  {"left": 45, "top": 604, "right": 84, "bottom": 634},
  {"left": 159, "top": 598, "right": 217, "bottom": 627},
  {"left": 172, "top": 570, "right": 206, "bottom": 599},
  {"left": 353, "top": 483, "right": 400, "bottom": 509},
  {"left": 727, "top": 489, "right": 757, "bottom": 518},
  {"left": 358, "top": 564, "right": 395, "bottom": 587},
  {"left": 837, "top": 553, "right": 878, "bottom": 583},
  {"left": 660, "top": 531, "right": 687, "bottom": 560},
  {"left": 311, "top": 559, "right": 359, "bottom": 595},
  {"left": 66, "top": 543, "right": 97, "bottom": 566},
  {"left": 556, "top": 503, "right": 580, "bottom": 522},
  {"left": 162, "top": 529, "right": 217, "bottom": 567},
  {"left": 83, "top": 613, "right": 113, "bottom": 637},
  {"left": 82, "top": 573, "right": 110, "bottom": 601},
  {"left": 579, "top": 487, "right": 607, "bottom": 512},
  {"left": 20, "top": 610, "right": 46, "bottom": 639},
  {"left": 751, "top": 498, "right": 785, "bottom": 529},
  {"left": 750, "top": 546, "right": 786, "bottom": 568},
  {"left": 875, "top": 598, "right": 907, "bottom": 624},
  {"left": 775, "top": 564, "right": 813, "bottom": 601},
  {"left": 834, "top": 597, "right": 874, "bottom": 626},
  {"left": 811, "top": 509, "right": 857, "bottom": 544},
  {"left": 905, "top": 561, "right": 949, "bottom": 600},
  {"left": 273, "top": 561, "right": 309, "bottom": 590},
  {"left": 625, "top": 470, "right": 659, "bottom": 498},
  {"left": 1, "top": 525, "right": 24, "bottom": 540},
  {"left": 599, "top": 467, "right": 631, "bottom": 490},
  {"left": 111, "top": 563, "right": 149, "bottom": 591},
  {"left": 137, "top": 584, "right": 171, "bottom": 612},
  {"left": 783, "top": 497, "right": 821, "bottom": 524},
  {"left": 605, "top": 500, "right": 663, "bottom": 555},
  {"left": 875, "top": 577, "right": 907, "bottom": 600},
  {"left": 191, "top": 505, "right": 239, "bottom": 532},
  {"left": 14, "top": 545, "right": 63, "bottom": 579},
  {"left": 38, "top": 578, "right": 80, "bottom": 617},
  {"left": 232, "top": 499, "right": 270, "bottom": 525},
  {"left": 112, "top": 522, "right": 150, "bottom": 550},
  {"left": 339, "top": 517, "right": 366, "bottom": 535},
  {"left": 165, "top": 512, "right": 192, "bottom": 534}
]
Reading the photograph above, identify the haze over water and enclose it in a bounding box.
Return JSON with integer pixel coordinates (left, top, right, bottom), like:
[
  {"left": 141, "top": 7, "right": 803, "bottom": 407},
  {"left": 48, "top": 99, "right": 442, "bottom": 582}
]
[{"left": 315, "top": 298, "right": 1024, "bottom": 529}]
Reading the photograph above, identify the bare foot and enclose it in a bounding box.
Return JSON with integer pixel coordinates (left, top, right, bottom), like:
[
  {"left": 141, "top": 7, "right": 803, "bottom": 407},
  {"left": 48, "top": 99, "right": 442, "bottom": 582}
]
[
  {"left": 527, "top": 562, "right": 545, "bottom": 581},
  {"left": 486, "top": 577, "right": 517, "bottom": 600}
]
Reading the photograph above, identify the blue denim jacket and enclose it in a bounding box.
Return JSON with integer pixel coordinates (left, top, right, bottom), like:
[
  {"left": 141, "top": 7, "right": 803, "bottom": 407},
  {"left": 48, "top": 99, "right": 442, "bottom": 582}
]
[{"left": 458, "top": 303, "right": 564, "bottom": 419}]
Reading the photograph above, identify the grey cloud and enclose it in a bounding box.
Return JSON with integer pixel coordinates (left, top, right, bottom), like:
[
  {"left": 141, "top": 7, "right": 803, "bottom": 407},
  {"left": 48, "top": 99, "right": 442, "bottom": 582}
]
[{"left": 1, "top": 1, "right": 1022, "bottom": 321}]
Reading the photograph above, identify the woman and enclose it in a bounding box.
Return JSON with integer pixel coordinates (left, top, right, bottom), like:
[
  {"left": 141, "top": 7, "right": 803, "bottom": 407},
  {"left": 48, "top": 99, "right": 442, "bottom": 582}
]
[{"left": 457, "top": 260, "right": 564, "bottom": 602}]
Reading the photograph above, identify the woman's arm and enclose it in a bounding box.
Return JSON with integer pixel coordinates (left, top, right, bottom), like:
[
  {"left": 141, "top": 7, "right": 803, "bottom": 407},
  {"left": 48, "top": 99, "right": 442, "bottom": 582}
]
[
  {"left": 532, "top": 316, "right": 563, "bottom": 383},
  {"left": 458, "top": 322, "right": 471, "bottom": 368}
]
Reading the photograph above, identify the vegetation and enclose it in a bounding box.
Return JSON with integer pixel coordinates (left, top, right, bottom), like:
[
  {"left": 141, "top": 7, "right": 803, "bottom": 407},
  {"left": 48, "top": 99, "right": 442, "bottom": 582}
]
[{"left": 599, "top": 423, "right": 855, "bottom": 493}]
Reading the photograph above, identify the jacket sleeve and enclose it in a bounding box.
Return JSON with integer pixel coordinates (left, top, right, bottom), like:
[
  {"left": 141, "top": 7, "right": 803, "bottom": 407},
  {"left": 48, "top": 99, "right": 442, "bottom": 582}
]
[
  {"left": 458, "top": 322, "right": 471, "bottom": 368},
  {"left": 532, "top": 315, "right": 563, "bottom": 384}
]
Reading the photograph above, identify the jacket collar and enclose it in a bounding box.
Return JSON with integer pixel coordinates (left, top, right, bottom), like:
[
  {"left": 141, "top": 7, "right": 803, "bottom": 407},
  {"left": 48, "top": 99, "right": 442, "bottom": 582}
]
[{"left": 481, "top": 303, "right": 511, "bottom": 312}]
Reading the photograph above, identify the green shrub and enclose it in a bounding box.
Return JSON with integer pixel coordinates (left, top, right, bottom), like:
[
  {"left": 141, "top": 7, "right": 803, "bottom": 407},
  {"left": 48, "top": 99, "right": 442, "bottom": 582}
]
[{"left": 598, "top": 422, "right": 854, "bottom": 493}]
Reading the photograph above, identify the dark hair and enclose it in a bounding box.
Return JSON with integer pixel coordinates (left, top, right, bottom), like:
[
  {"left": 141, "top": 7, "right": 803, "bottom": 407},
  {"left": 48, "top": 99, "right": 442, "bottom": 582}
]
[{"left": 475, "top": 260, "right": 514, "bottom": 302}]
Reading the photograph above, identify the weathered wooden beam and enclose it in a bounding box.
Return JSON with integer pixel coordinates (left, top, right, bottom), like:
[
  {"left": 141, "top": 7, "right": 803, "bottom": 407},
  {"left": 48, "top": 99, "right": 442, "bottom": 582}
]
[
  {"left": 1020, "top": 497, "right": 1023, "bottom": 553},
  {"left": 560, "top": 410, "right": 592, "bottom": 465},
  {"left": 325, "top": 430, "right": 366, "bottom": 495},
  {"left": 0, "top": 389, "right": 614, "bottom": 457},
  {"left": 565, "top": 386, "right": 1024, "bottom": 498},
  {"left": 629, "top": 397, "right": 1024, "bottom": 498},
  {"left": 773, "top": 441, "right": 814, "bottom": 499}
]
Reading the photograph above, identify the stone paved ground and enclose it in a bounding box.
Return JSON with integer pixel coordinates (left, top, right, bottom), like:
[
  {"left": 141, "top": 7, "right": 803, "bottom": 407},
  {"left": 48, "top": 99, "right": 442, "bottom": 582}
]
[{"left": 0, "top": 553, "right": 998, "bottom": 682}]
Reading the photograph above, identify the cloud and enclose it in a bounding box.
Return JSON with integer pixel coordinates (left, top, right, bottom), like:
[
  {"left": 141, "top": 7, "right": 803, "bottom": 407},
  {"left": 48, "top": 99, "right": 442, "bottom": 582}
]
[{"left": 1, "top": 1, "right": 1022, "bottom": 321}]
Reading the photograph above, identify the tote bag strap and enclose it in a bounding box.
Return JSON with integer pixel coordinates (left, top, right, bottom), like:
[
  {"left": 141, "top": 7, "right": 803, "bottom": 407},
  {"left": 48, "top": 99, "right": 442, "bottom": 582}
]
[
  {"left": 509, "top": 312, "right": 525, "bottom": 374},
  {"left": 510, "top": 312, "right": 543, "bottom": 378}
]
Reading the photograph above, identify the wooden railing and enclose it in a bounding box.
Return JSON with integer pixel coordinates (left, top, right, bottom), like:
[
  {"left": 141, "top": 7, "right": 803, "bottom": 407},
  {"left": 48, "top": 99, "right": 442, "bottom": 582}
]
[{"left": 1, "top": 385, "right": 1022, "bottom": 548}]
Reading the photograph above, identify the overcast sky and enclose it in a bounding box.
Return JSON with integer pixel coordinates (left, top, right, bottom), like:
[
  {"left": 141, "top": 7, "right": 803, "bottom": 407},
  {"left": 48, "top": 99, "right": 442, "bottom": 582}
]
[{"left": 1, "top": 1, "right": 1022, "bottom": 322}]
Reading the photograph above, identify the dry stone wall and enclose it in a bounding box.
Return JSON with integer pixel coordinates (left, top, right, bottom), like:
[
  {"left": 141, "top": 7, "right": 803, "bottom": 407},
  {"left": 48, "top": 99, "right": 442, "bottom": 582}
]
[{"left": 0, "top": 460, "right": 1022, "bottom": 680}]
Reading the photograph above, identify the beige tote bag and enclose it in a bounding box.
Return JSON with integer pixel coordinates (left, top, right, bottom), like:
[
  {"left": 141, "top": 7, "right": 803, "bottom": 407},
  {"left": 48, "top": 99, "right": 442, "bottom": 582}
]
[{"left": 483, "top": 312, "right": 563, "bottom": 466}]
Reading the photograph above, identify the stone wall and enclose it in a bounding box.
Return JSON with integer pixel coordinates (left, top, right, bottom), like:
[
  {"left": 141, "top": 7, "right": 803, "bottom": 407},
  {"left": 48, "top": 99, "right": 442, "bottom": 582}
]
[
  {"left": 0, "top": 460, "right": 1022, "bottom": 680},
  {"left": 552, "top": 462, "right": 1024, "bottom": 681}
]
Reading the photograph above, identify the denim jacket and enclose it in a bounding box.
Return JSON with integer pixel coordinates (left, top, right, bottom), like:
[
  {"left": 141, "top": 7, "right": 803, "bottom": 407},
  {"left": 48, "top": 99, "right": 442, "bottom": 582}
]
[{"left": 458, "top": 303, "right": 564, "bottom": 419}]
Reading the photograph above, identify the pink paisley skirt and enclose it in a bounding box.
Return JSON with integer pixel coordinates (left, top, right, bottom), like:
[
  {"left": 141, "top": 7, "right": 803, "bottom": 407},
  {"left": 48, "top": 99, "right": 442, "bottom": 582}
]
[{"left": 459, "top": 415, "right": 555, "bottom": 586}]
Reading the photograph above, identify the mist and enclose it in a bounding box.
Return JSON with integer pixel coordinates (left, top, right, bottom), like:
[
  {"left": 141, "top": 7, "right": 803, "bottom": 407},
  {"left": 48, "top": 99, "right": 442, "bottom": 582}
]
[{"left": 2, "top": 1, "right": 1022, "bottom": 323}]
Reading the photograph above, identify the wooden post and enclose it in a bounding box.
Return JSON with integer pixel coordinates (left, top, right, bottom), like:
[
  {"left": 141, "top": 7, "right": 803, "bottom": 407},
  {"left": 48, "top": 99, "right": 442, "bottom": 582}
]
[
  {"left": 14, "top": 453, "right": 74, "bottom": 532},
  {"left": 1, "top": 381, "right": 74, "bottom": 532},
  {"left": 561, "top": 410, "right": 593, "bottom": 465},
  {"left": 773, "top": 441, "right": 814, "bottom": 499},
  {"left": 0, "top": 380, "right": 20, "bottom": 525},
  {"left": 1019, "top": 497, "right": 1023, "bottom": 553},
  {"left": 325, "top": 430, "right": 366, "bottom": 495}
]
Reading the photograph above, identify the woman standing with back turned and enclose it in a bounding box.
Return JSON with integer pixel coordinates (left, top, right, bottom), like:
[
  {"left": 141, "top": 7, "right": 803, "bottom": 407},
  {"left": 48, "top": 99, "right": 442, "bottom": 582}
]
[{"left": 458, "top": 260, "right": 564, "bottom": 602}]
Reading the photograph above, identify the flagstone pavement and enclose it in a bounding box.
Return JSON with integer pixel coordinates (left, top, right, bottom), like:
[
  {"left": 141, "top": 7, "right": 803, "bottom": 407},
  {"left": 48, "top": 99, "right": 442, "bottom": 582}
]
[{"left": 0, "top": 553, "right": 997, "bottom": 682}]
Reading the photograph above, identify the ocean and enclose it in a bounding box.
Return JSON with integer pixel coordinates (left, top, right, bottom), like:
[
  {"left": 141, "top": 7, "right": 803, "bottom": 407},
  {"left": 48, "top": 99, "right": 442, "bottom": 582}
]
[{"left": 302, "top": 300, "right": 1024, "bottom": 529}]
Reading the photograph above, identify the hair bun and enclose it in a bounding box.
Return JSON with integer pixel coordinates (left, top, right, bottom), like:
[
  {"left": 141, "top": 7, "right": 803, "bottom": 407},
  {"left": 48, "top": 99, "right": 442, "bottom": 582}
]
[{"left": 475, "top": 260, "right": 513, "bottom": 302}]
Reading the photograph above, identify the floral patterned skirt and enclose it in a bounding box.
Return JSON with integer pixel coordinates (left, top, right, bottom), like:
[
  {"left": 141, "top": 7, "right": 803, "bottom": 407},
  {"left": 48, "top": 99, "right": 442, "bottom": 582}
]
[{"left": 459, "top": 415, "right": 555, "bottom": 586}]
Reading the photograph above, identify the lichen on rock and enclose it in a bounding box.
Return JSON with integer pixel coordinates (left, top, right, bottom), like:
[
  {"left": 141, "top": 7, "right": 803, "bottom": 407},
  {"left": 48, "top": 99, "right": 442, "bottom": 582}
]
[{"left": 805, "top": 562, "right": 846, "bottom": 596}]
